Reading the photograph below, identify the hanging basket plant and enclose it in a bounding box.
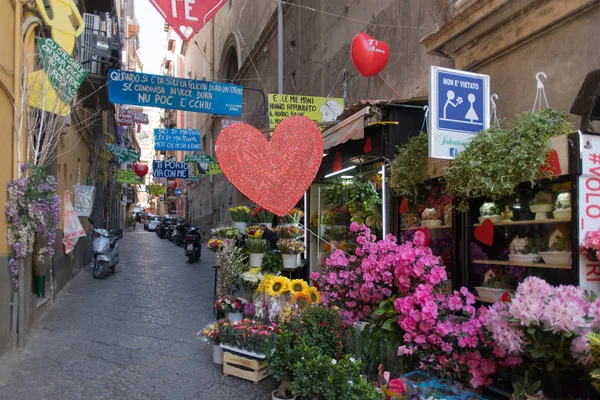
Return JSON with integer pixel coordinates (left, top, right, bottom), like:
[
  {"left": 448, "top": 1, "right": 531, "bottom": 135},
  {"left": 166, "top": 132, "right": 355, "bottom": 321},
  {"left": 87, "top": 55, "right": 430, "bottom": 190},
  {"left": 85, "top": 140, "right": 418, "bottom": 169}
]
[
  {"left": 444, "top": 109, "right": 571, "bottom": 211},
  {"left": 388, "top": 131, "right": 429, "bottom": 204}
]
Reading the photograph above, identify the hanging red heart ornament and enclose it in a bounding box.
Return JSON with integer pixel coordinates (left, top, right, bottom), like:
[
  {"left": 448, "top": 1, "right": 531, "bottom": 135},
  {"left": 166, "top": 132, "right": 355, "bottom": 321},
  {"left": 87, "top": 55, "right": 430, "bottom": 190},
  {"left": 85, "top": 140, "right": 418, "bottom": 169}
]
[
  {"left": 474, "top": 219, "right": 495, "bottom": 246},
  {"left": 351, "top": 32, "right": 390, "bottom": 77},
  {"left": 399, "top": 197, "right": 409, "bottom": 215},
  {"left": 134, "top": 163, "right": 148, "bottom": 178},
  {"left": 216, "top": 116, "right": 324, "bottom": 216},
  {"left": 168, "top": 181, "right": 178, "bottom": 190},
  {"left": 148, "top": 0, "right": 227, "bottom": 41}
]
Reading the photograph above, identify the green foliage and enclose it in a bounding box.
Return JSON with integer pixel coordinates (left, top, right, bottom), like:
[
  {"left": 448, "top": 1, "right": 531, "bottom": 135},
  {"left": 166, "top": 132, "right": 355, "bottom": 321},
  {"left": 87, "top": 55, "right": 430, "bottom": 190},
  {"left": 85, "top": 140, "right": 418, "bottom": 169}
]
[
  {"left": 147, "top": 184, "right": 165, "bottom": 196},
  {"left": 245, "top": 238, "right": 267, "bottom": 253},
  {"left": 261, "top": 251, "right": 282, "bottom": 274},
  {"left": 325, "top": 179, "right": 381, "bottom": 229},
  {"left": 444, "top": 109, "right": 571, "bottom": 211},
  {"left": 389, "top": 132, "right": 429, "bottom": 203},
  {"left": 511, "top": 371, "right": 541, "bottom": 400}
]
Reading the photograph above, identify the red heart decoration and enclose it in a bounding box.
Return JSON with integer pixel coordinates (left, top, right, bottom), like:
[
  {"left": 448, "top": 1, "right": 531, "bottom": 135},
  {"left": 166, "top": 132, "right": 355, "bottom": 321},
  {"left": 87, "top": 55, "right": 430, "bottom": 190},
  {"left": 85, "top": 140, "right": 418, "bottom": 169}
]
[
  {"left": 134, "top": 163, "right": 148, "bottom": 178},
  {"left": 399, "top": 197, "right": 409, "bottom": 215},
  {"left": 148, "top": 0, "right": 227, "bottom": 41},
  {"left": 541, "top": 149, "right": 561, "bottom": 176},
  {"left": 501, "top": 291, "right": 512, "bottom": 303},
  {"left": 416, "top": 227, "right": 431, "bottom": 247},
  {"left": 168, "top": 181, "right": 178, "bottom": 190},
  {"left": 363, "top": 137, "right": 372, "bottom": 153},
  {"left": 216, "top": 116, "right": 324, "bottom": 216},
  {"left": 474, "top": 218, "right": 494, "bottom": 246},
  {"left": 351, "top": 32, "right": 390, "bottom": 77}
]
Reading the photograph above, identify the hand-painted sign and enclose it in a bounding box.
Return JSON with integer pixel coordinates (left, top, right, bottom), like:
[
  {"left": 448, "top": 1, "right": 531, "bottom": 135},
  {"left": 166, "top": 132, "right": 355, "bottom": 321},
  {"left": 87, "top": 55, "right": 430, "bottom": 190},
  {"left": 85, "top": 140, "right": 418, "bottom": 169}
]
[
  {"left": 148, "top": 0, "right": 226, "bottom": 41},
  {"left": 117, "top": 170, "right": 142, "bottom": 184},
  {"left": 222, "top": 119, "right": 244, "bottom": 129},
  {"left": 268, "top": 94, "right": 343, "bottom": 128},
  {"left": 184, "top": 154, "right": 223, "bottom": 175},
  {"left": 107, "top": 69, "right": 243, "bottom": 116},
  {"left": 38, "top": 38, "right": 87, "bottom": 103},
  {"left": 119, "top": 107, "right": 149, "bottom": 126},
  {"left": 154, "top": 128, "right": 201, "bottom": 151},
  {"left": 429, "top": 66, "right": 490, "bottom": 159},
  {"left": 579, "top": 133, "right": 600, "bottom": 292},
  {"left": 152, "top": 160, "right": 189, "bottom": 179},
  {"left": 106, "top": 144, "right": 139, "bottom": 163}
]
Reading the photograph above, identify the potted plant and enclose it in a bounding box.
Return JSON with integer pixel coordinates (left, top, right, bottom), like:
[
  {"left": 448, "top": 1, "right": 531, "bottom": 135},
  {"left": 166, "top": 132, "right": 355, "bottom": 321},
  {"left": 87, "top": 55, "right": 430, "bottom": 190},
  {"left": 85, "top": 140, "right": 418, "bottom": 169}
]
[
  {"left": 219, "top": 318, "right": 278, "bottom": 356},
  {"left": 530, "top": 191, "right": 553, "bottom": 220},
  {"left": 246, "top": 238, "right": 267, "bottom": 267},
  {"left": 229, "top": 205, "right": 251, "bottom": 231},
  {"left": 126, "top": 216, "right": 136, "bottom": 231},
  {"left": 553, "top": 192, "right": 571, "bottom": 219},
  {"left": 240, "top": 268, "right": 264, "bottom": 293},
  {"left": 474, "top": 269, "right": 511, "bottom": 303},
  {"left": 540, "top": 229, "right": 572, "bottom": 265},
  {"left": 261, "top": 251, "right": 283, "bottom": 275},
  {"left": 199, "top": 321, "right": 223, "bottom": 364},
  {"left": 215, "top": 296, "right": 248, "bottom": 322},
  {"left": 251, "top": 206, "right": 275, "bottom": 228},
  {"left": 274, "top": 225, "right": 303, "bottom": 240},
  {"left": 284, "top": 208, "right": 304, "bottom": 226},
  {"left": 277, "top": 239, "right": 305, "bottom": 269},
  {"left": 580, "top": 230, "right": 600, "bottom": 262},
  {"left": 508, "top": 235, "right": 543, "bottom": 263},
  {"left": 268, "top": 330, "right": 300, "bottom": 400},
  {"left": 420, "top": 207, "right": 441, "bottom": 228},
  {"left": 245, "top": 225, "right": 265, "bottom": 239},
  {"left": 479, "top": 202, "right": 502, "bottom": 223}
]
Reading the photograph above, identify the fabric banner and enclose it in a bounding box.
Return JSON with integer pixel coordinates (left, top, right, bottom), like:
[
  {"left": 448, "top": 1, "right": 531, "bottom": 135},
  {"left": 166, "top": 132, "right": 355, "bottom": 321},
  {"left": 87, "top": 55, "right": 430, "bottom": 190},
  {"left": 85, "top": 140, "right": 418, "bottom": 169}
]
[
  {"left": 152, "top": 160, "right": 189, "bottom": 179},
  {"left": 154, "top": 129, "right": 201, "bottom": 151}
]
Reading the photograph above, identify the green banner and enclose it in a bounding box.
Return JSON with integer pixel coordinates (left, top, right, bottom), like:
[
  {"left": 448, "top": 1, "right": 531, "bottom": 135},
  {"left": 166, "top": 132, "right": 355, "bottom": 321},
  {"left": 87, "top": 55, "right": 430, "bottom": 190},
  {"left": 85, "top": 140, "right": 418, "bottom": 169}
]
[
  {"left": 117, "top": 170, "right": 142, "bottom": 184},
  {"left": 38, "top": 38, "right": 87, "bottom": 103},
  {"left": 106, "top": 144, "right": 139, "bottom": 163},
  {"left": 184, "top": 154, "right": 222, "bottom": 176}
]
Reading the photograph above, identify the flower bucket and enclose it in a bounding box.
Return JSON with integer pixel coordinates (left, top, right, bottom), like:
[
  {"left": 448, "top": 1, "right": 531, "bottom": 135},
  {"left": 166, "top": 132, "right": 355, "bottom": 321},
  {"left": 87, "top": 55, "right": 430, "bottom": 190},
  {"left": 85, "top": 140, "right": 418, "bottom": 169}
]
[
  {"left": 213, "top": 343, "right": 224, "bottom": 364},
  {"left": 249, "top": 253, "right": 265, "bottom": 267},
  {"left": 35, "top": 275, "right": 46, "bottom": 298},
  {"left": 261, "top": 222, "right": 273, "bottom": 229},
  {"left": 282, "top": 254, "right": 297, "bottom": 269},
  {"left": 227, "top": 311, "right": 243, "bottom": 322},
  {"left": 272, "top": 390, "right": 297, "bottom": 400},
  {"left": 233, "top": 222, "right": 247, "bottom": 231},
  {"left": 319, "top": 223, "right": 328, "bottom": 236}
]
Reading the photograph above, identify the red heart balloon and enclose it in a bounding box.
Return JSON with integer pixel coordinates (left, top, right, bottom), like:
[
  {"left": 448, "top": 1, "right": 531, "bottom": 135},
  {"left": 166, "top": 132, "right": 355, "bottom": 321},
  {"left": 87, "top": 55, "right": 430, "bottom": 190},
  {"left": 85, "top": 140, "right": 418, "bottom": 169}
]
[
  {"left": 168, "top": 181, "right": 178, "bottom": 190},
  {"left": 216, "top": 116, "right": 324, "bottom": 216},
  {"left": 351, "top": 32, "right": 390, "bottom": 77},
  {"left": 134, "top": 163, "right": 148, "bottom": 178},
  {"left": 399, "top": 197, "right": 409, "bottom": 215},
  {"left": 474, "top": 218, "right": 494, "bottom": 246}
]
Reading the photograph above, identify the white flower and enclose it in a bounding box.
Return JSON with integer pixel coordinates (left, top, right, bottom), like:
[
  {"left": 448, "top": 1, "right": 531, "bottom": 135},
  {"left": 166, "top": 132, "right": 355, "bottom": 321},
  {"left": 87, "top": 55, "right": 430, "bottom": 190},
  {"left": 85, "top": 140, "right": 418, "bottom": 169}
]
[
  {"left": 349, "top": 357, "right": 356, "bottom": 363},
  {"left": 348, "top": 380, "right": 353, "bottom": 386},
  {"left": 331, "top": 359, "right": 337, "bottom": 365}
]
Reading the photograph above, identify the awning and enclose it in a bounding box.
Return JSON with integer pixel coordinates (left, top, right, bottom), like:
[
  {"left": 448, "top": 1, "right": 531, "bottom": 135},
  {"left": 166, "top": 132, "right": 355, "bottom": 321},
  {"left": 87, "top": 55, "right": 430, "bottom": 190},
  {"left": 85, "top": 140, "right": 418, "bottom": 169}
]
[{"left": 322, "top": 106, "right": 371, "bottom": 150}]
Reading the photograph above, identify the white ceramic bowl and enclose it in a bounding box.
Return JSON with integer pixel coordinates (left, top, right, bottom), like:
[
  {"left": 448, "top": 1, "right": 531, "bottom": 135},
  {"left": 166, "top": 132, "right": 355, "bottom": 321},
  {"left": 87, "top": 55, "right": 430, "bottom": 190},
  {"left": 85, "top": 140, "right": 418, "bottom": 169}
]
[
  {"left": 553, "top": 208, "right": 571, "bottom": 219},
  {"left": 478, "top": 215, "right": 503, "bottom": 224},
  {"left": 530, "top": 204, "right": 553, "bottom": 213},
  {"left": 474, "top": 287, "right": 507, "bottom": 303},
  {"left": 421, "top": 220, "right": 442, "bottom": 228},
  {"left": 539, "top": 251, "right": 572, "bottom": 265},
  {"left": 508, "top": 253, "right": 541, "bottom": 263}
]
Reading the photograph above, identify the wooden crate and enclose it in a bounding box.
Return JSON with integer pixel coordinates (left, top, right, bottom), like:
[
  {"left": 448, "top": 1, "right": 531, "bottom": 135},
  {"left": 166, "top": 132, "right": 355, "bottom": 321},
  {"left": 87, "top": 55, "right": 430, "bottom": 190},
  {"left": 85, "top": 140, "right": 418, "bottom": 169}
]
[{"left": 223, "top": 351, "right": 272, "bottom": 384}]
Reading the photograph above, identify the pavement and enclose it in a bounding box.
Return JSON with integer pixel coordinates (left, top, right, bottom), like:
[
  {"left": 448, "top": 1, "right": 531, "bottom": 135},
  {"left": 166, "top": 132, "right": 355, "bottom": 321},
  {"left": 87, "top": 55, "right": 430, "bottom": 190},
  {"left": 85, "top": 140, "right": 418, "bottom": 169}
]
[{"left": 0, "top": 226, "right": 276, "bottom": 400}]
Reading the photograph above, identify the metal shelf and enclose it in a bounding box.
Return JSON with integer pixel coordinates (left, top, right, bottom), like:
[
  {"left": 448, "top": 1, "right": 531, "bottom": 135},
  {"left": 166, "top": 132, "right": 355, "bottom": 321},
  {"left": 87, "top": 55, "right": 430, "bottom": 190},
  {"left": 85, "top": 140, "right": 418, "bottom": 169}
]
[{"left": 472, "top": 259, "right": 571, "bottom": 270}]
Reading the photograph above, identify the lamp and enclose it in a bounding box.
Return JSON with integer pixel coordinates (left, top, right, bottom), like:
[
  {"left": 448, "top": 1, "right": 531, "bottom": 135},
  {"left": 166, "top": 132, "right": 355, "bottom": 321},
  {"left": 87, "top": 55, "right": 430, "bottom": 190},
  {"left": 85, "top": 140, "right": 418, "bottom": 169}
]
[{"left": 324, "top": 165, "right": 356, "bottom": 178}]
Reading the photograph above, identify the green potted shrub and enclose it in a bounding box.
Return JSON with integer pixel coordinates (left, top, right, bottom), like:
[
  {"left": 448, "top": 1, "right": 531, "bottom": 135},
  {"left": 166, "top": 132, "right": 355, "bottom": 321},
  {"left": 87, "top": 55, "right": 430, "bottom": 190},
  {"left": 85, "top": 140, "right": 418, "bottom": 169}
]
[
  {"left": 553, "top": 191, "right": 571, "bottom": 219},
  {"left": 530, "top": 191, "right": 553, "bottom": 220}
]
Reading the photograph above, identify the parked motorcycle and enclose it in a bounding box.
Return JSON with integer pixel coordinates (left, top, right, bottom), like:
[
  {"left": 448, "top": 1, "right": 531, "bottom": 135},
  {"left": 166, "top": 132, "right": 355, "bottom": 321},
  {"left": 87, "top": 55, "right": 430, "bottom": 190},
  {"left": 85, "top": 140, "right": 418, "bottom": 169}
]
[
  {"left": 167, "top": 224, "right": 177, "bottom": 242},
  {"left": 184, "top": 226, "right": 201, "bottom": 263},
  {"left": 91, "top": 227, "right": 121, "bottom": 279},
  {"left": 173, "top": 220, "right": 189, "bottom": 246}
]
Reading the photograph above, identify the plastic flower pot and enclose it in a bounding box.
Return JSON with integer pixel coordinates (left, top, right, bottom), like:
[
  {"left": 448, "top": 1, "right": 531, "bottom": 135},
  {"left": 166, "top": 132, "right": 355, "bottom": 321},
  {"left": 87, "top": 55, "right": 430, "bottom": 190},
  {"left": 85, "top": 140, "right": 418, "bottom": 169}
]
[
  {"left": 226, "top": 311, "right": 243, "bottom": 322},
  {"left": 282, "top": 254, "right": 297, "bottom": 269},
  {"left": 249, "top": 253, "right": 265, "bottom": 267},
  {"left": 271, "top": 391, "right": 297, "bottom": 400},
  {"left": 233, "top": 222, "right": 247, "bottom": 231},
  {"left": 213, "top": 344, "right": 224, "bottom": 364},
  {"left": 35, "top": 275, "right": 46, "bottom": 298}
]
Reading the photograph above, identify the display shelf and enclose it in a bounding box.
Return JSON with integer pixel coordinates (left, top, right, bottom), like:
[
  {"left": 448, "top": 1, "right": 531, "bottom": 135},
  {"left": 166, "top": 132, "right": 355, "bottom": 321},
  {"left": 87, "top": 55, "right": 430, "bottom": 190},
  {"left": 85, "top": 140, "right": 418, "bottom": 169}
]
[
  {"left": 473, "top": 217, "right": 570, "bottom": 227},
  {"left": 472, "top": 259, "right": 571, "bottom": 270},
  {"left": 401, "top": 225, "right": 452, "bottom": 231}
]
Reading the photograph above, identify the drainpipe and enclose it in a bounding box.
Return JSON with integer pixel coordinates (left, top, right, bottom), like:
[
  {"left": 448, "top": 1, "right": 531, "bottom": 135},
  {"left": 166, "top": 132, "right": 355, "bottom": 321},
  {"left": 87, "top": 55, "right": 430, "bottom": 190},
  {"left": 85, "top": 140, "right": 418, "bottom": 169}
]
[{"left": 277, "top": 0, "right": 283, "bottom": 94}]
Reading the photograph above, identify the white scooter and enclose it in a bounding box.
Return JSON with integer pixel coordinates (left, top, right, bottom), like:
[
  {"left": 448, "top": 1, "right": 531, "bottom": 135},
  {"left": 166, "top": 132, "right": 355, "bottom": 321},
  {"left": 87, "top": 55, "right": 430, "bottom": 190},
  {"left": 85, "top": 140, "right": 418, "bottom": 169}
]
[{"left": 91, "top": 227, "right": 121, "bottom": 279}]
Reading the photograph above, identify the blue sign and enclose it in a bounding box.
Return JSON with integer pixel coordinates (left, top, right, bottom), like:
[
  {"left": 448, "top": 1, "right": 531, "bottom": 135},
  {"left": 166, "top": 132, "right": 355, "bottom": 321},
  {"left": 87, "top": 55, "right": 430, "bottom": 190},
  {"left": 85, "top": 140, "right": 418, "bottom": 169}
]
[
  {"left": 154, "top": 129, "right": 201, "bottom": 151},
  {"left": 107, "top": 69, "right": 243, "bottom": 116},
  {"left": 174, "top": 188, "right": 182, "bottom": 196},
  {"left": 152, "top": 160, "right": 189, "bottom": 179},
  {"left": 429, "top": 66, "right": 490, "bottom": 160},
  {"left": 159, "top": 196, "right": 164, "bottom": 202}
]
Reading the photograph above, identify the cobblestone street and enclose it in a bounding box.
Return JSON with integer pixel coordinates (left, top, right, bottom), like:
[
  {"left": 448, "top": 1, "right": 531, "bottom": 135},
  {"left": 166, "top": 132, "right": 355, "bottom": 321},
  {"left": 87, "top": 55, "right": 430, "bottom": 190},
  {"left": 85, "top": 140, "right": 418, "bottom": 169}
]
[{"left": 0, "top": 227, "right": 275, "bottom": 400}]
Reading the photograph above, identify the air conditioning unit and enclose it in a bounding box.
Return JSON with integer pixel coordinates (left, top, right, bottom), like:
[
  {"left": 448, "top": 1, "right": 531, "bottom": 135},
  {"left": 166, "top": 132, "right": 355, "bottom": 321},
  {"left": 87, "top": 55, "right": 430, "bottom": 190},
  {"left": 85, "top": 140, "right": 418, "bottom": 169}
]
[{"left": 80, "top": 13, "right": 101, "bottom": 74}]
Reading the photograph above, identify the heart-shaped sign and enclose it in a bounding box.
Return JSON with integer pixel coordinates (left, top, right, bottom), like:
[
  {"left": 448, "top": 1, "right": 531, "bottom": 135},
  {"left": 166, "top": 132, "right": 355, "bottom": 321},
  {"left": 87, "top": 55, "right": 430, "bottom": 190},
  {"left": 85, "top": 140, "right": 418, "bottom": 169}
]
[
  {"left": 541, "top": 149, "right": 561, "bottom": 176},
  {"left": 416, "top": 227, "right": 431, "bottom": 247},
  {"left": 351, "top": 32, "right": 390, "bottom": 77},
  {"left": 134, "top": 163, "right": 148, "bottom": 178},
  {"left": 148, "top": 0, "right": 227, "bottom": 41},
  {"left": 399, "top": 197, "right": 409, "bottom": 215},
  {"left": 474, "top": 218, "right": 494, "bottom": 246},
  {"left": 168, "top": 181, "right": 178, "bottom": 191},
  {"left": 216, "top": 116, "right": 324, "bottom": 216}
]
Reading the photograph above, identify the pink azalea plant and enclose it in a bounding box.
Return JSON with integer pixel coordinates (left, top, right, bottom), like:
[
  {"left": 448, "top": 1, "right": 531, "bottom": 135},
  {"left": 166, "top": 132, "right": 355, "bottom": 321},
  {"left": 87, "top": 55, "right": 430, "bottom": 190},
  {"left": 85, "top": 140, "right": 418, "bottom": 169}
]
[
  {"left": 311, "top": 223, "right": 446, "bottom": 323},
  {"left": 486, "top": 276, "right": 599, "bottom": 372},
  {"left": 580, "top": 230, "right": 600, "bottom": 261}
]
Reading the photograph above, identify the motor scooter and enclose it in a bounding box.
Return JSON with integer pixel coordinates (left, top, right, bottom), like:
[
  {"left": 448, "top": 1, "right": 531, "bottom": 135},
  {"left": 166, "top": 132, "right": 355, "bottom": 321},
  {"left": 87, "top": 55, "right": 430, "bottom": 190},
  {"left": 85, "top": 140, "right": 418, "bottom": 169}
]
[
  {"left": 184, "top": 227, "right": 201, "bottom": 263},
  {"left": 173, "top": 220, "right": 189, "bottom": 246},
  {"left": 91, "top": 225, "right": 121, "bottom": 279}
]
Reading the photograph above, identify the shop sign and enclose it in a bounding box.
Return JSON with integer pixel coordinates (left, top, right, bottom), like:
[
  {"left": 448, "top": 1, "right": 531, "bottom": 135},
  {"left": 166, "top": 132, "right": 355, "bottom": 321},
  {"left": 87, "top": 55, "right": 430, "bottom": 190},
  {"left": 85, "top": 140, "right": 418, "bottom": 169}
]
[
  {"left": 429, "top": 66, "right": 490, "bottom": 159},
  {"left": 154, "top": 128, "right": 201, "bottom": 151},
  {"left": 118, "top": 108, "right": 149, "bottom": 126},
  {"left": 152, "top": 160, "right": 189, "bottom": 179},
  {"left": 38, "top": 38, "right": 87, "bottom": 103},
  {"left": 117, "top": 170, "right": 142, "bottom": 184},
  {"left": 106, "top": 144, "right": 140, "bottom": 163},
  {"left": 107, "top": 69, "right": 243, "bottom": 116},
  {"left": 184, "top": 154, "right": 223, "bottom": 175},
  {"left": 579, "top": 133, "right": 600, "bottom": 292},
  {"left": 268, "top": 94, "right": 344, "bottom": 129},
  {"left": 159, "top": 196, "right": 164, "bottom": 202}
]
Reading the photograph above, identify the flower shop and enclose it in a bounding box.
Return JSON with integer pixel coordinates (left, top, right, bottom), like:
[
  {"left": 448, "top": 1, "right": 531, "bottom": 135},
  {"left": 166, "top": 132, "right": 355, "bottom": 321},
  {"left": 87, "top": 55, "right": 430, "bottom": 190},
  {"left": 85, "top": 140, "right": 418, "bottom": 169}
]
[{"left": 202, "top": 88, "right": 600, "bottom": 399}]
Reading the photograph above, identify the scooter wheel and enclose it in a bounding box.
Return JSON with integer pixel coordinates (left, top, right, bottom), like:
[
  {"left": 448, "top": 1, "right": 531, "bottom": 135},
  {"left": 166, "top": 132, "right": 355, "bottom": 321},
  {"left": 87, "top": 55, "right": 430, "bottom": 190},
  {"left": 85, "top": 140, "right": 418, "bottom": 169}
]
[
  {"left": 188, "top": 254, "right": 195, "bottom": 263},
  {"left": 93, "top": 260, "right": 109, "bottom": 279}
]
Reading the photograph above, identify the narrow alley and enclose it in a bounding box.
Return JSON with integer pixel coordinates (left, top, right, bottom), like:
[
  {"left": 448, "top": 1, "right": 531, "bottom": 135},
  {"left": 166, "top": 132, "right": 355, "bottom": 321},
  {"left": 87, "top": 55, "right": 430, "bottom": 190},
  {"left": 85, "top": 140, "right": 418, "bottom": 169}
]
[{"left": 0, "top": 228, "right": 274, "bottom": 400}]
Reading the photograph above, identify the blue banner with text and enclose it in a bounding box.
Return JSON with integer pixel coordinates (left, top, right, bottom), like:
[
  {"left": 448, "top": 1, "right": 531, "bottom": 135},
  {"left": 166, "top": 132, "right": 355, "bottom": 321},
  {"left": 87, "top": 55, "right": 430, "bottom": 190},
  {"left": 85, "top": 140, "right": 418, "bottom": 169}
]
[
  {"left": 152, "top": 160, "right": 189, "bottom": 179},
  {"left": 107, "top": 69, "right": 243, "bottom": 116}
]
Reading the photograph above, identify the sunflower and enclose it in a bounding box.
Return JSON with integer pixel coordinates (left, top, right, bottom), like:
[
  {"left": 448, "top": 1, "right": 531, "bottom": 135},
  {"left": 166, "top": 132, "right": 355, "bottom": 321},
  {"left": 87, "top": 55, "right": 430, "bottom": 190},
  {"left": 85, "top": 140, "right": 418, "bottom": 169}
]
[
  {"left": 289, "top": 279, "right": 309, "bottom": 295},
  {"left": 307, "top": 286, "right": 320, "bottom": 304},
  {"left": 257, "top": 282, "right": 266, "bottom": 293},
  {"left": 292, "top": 292, "right": 311, "bottom": 305},
  {"left": 267, "top": 276, "right": 289, "bottom": 297}
]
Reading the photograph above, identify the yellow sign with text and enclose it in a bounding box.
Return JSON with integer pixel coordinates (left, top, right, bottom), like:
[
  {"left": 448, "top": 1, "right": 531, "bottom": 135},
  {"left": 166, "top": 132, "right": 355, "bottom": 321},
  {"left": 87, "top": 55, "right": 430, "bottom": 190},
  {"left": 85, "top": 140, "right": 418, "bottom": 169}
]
[{"left": 268, "top": 94, "right": 344, "bottom": 129}]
